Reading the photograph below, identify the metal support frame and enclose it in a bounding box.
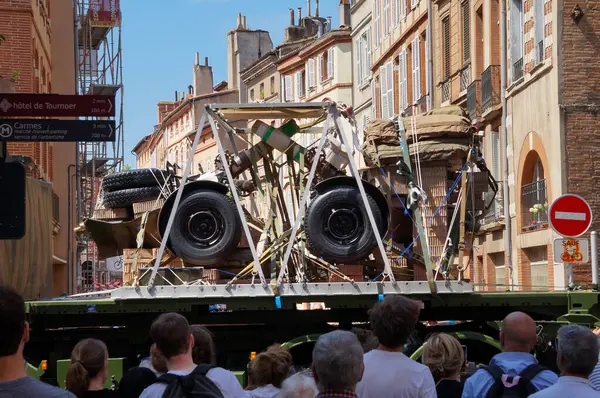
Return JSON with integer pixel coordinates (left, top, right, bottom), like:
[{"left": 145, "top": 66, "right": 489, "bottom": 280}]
[{"left": 396, "top": 118, "right": 437, "bottom": 293}]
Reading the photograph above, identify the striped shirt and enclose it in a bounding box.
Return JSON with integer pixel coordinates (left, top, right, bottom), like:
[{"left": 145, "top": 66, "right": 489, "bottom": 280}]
[{"left": 589, "top": 352, "right": 600, "bottom": 391}]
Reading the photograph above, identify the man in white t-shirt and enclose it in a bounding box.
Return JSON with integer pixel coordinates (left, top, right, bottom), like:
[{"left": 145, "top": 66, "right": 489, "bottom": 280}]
[
  {"left": 140, "top": 313, "right": 244, "bottom": 398},
  {"left": 356, "top": 295, "right": 436, "bottom": 398}
]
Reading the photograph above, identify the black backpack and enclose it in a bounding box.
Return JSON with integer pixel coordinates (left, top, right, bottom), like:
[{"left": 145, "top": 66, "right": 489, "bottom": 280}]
[
  {"left": 481, "top": 363, "right": 547, "bottom": 398},
  {"left": 157, "top": 364, "right": 225, "bottom": 398}
]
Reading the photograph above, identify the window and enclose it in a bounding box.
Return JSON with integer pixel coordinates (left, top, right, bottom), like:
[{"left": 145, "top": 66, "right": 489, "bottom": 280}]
[
  {"left": 284, "top": 75, "right": 293, "bottom": 101},
  {"left": 356, "top": 31, "right": 371, "bottom": 86},
  {"left": 374, "top": 0, "right": 381, "bottom": 47},
  {"left": 379, "top": 61, "right": 395, "bottom": 118},
  {"left": 394, "top": 0, "right": 400, "bottom": 25},
  {"left": 401, "top": 0, "right": 407, "bottom": 18},
  {"left": 510, "top": 0, "right": 524, "bottom": 80},
  {"left": 534, "top": 0, "right": 544, "bottom": 62},
  {"left": 411, "top": 0, "right": 418, "bottom": 10},
  {"left": 490, "top": 131, "right": 501, "bottom": 180},
  {"left": 260, "top": 83, "right": 265, "bottom": 99},
  {"left": 528, "top": 246, "right": 548, "bottom": 291},
  {"left": 317, "top": 55, "right": 323, "bottom": 82},
  {"left": 398, "top": 50, "right": 408, "bottom": 110},
  {"left": 295, "top": 71, "right": 305, "bottom": 100},
  {"left": 270, "top": 76, "right": 275, "bottom": 94},
  {"left": 424, "top": 31, "right": 429, "bottom": 106},
  {"left": 442, "top": 17, "right": 451, "bottom": 79},
  {"left": 384, "top": 0, "right": 391, "bottom": 36},
  {"left": 250, "top": 89, "right": 255, "bottom": 101},
  {"left": 371, "top": 79, "right": 377, "bottom": 117},
  {"left": 308, "top": 58, "right": 316, "bottom": 88},
  {"left": 462, "top": 1, "right": 471, "bottom": 65},
  {"left": 492, "top": 252, "right": 506, "bottom": 291},
  {"left": 327, "top": 48, "right": 334, "bottom": 79},
  {"left": 412, "top": 36, "right": 421, "bottom": 103}
]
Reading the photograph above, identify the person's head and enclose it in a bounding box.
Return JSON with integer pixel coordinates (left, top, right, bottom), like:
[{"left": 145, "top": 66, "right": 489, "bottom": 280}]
[
  {"left": 66, "top": 339, "right": 109, "bottom": 397},
  {"left": 191, "top": 325, "right": 216, "bottom": 365},
  {"left": 311, "top": 330, "right": 364, "bottom": 392},
  {"left": 279, "top": 373, "right": 319, "bottom": 398},
  {"left": 368, "top": 295, "right": 421, "bottom": 349},
  {"left": 118, "top": 366, "right": 157, "bottom": 398},
  {"left": 248, "top": 345, "right": 293, "bottom": 388},
  {"left": 422, "top": 333, "right": 464, "bottom": 382},
  {"left": 499, "top": 312, "right": 538, "bottom": 352},
  {"left": 150, "top": 312, "right": 193, "bottom": 362},
  {"left": 556, "top": 324, "right": 599, "bottom": 378},
  {"left": 150, "top": 343, "right": 168, "bottom": 374},
  {"left": 350, "top": 327, "right": 379, "bottom": 353},
  {"left": 0, "top": 286, "right": 28, "bottom": 358}
]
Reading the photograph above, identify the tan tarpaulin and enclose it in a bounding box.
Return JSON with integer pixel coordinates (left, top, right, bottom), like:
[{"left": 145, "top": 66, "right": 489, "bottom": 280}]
[
  {"left": 0, "top": 179, "right": 53, "bottom": 299},
  {"left": 216, "top": 105, "right": 327, "bottom": 120}
]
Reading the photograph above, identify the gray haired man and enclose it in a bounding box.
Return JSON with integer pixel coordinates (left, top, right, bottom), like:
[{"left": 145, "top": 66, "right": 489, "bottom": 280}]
[
  {"left": 312, "top": 330, "right": 364, "bottom": 398},
  {"left": 530, "top": 324, "right": 600, "bottom": 397}
]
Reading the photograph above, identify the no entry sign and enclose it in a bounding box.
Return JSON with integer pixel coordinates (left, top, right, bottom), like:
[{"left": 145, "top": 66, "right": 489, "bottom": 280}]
[{"left": 549, "top": 194, "right": 593, "bottom": 237}]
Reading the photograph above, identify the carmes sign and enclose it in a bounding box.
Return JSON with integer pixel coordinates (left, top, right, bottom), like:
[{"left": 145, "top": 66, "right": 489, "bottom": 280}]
[{"left": 0, "top": 120, "right": 115, "bottom": 142}]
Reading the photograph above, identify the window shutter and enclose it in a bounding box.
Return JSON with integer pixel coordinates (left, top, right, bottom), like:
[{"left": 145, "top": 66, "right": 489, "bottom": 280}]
[
  {"left": 534, "top": 0, "right": 544, "bottom": 62},
  {"left": 374, "top": 0, "right": 381, "bottom": 47},
  {"left": 462, "top": 1, "right": 471, "bottom": 64},
  {"left": 394, "top": 0, "right": 400, "bottom": 25},
  {"left": 401, "top": 0, "right": 407, "bottom": 18},
  {"left": 317, "top": 55, "right": 322, "bottom": 83},
  {"left": 425, "top": 32, "right": 429, "bottom": 107},
  {"left": 308, "top": 58, "right": 315, "bottom": 88},
  {"left": 491, "top": 131, "right": 501, "bottom": 180},
  {"left": 285, "top": 75, "right": 293, "bottom": 101},
  {"left": 295, "top": 72, "right": 301, "bottom": 100},
  {"left": 386, "top": 62, "right": 394, "bottom": 117},
  {"left": 327, "top": 48, "right": 334, "bottom": 78},
  {"left": 384, "top": 0, "right": 390, "bottom": 36},
  {"left": 411, "top": 0, "right": 418, "bottom": 10},
  {"left": 367, "top": 28, "right": 372, "bottom": 71},
  {"left": 380, "top": 67, "right": 388, "bottom": 118},
  {"left": 443, "top": 17, "right": 451, "bottom": 79},
  {"left": 398, "top": 51, "right": 407, "bottom": 110},
  {"left": 281, "top": 75, "right": 285, "bottom": 101},
  {"left": 371, "top": 79, "right": 377, "bottom": 117},
  {"left": 356, "top": 39, "right": 363, "bottom": 85},
  {"left": 413, "top": 37, "right": 421, "bottom": 102}
]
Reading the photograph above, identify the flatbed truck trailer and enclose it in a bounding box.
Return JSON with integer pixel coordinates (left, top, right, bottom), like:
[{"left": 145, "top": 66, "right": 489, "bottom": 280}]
[{"left": 25, "top": 103, "right": 599, "bottom": 388}]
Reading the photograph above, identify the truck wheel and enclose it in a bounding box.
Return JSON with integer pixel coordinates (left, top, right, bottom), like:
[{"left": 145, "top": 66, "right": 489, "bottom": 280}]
[
  {"left": 101, "top": 168, "right": 169, "bottom": 192},
  {"left": 103, "top": 186, "right": 163, "bottom": 208},
  {"left": 305, "top": 186, "right": 384, "bottom": 264},
  {"left": 168, "top": 190, "right": 242, "bottom": 266}
]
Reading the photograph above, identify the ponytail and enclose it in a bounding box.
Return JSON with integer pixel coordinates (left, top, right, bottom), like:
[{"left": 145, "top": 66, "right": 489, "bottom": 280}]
[{"left": 66, "top": 361, "right": 91, "bottom": 398}]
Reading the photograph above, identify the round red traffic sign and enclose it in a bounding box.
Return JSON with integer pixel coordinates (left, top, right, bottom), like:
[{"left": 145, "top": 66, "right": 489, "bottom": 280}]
[{"left": 549, "top": 194, "right": 593, "bottom": 237}]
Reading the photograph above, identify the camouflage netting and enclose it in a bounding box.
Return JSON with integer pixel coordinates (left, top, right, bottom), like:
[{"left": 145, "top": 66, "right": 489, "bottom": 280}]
[{"left": 362, "top": 105, "right": 473, "bottom": 167}]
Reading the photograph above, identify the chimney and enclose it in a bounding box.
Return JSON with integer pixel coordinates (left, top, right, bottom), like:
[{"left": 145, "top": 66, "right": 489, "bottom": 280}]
[
  {"left": 307, "top": 0, "right": 311, "bottom": 16},
  {"left": 327, "top": 16, "right": 333, "bottom": 30},
  {"left": 175, "top": 91, "right": 178, "bottom": 102},
  {"left": 237, "top": 13, "right": 243, "bottom": 29},
  {"left": 289, "top": 8, "right": 295, "bottom": 25},
  {"left": 188, "top": 85, "right": 193, "bottom": 95},
  {"left": 195, "top": 52, "right": 199, "bottom": 65},
  {"left": 242, "top": 15, "right": 247, "bottom": 29},
  {"left": 205, "top": 57, "right": 209, "bottom": 66},
  {"left": 193, "top": 56, "right": 214, "bottom": 96},
  {"left": 315, "top": 0, "right": 320, "bottom": 17},
  {"left": 298, "top": 7, "right": 302, "bottom": 22},
  {"left": 339, "top": 0, "right": 351, "bottom": 27}
]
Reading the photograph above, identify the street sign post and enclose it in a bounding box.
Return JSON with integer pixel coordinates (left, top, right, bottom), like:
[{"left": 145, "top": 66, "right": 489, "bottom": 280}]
[
  {"left": 553, "top": 238, "right": 589, "bottom": 263},
  {"left": 0, "top": 94, "right": 115, "bottom": 117},
  {"left": 549, "top": 194, "right": 593, "bottom": 237},
  {"left": 0, "top": 119, "right": 115, "bottom": 142}
]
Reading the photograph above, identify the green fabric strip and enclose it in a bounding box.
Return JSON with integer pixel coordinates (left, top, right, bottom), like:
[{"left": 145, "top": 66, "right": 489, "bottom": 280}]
[
  {"left": 262, "top": 126, "right": 275, "bottom": 143},
  {"left": 281, "top": 121, "right": 298, "bottom": 137}
]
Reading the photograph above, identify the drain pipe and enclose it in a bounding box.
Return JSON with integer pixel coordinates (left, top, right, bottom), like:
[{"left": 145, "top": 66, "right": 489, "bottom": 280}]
[
  {"left": 500, "top": 0, "right": 513, "bottom": 289},
  {"left": 67, "top": 164, "right": 76, "bottom": 294},
  {"left": 426, "top": 0, "right": 433, "bottom": 110}
]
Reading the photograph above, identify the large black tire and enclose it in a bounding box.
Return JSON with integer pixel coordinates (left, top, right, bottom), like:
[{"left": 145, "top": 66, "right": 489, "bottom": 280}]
[
  {"left": 306, "top": 186, "right": 385, "bottom": 264},
  {"left": 101, "top": 168, "right": 169, "bottom": 192},
  {"left": 168, "top": 190, "right": 242, "bottom": 266},
  {"left": 103, "top": 186, "right": 162, "bottom": 208}
]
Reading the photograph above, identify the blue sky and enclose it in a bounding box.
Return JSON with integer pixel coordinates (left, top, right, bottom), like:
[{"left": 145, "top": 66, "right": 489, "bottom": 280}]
[{"left": 121, "top": 0, "right": 340, "bottom": 167}]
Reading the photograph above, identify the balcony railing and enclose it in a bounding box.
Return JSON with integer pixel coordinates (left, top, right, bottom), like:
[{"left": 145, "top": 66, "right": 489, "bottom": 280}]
[
  {"left": 416, "top": 95, "right": 428, "bottom": 114},
  {"left": 512, "top": 57, "right": 524, "bottom": 81},
  {"left": 521, "top": 179, "right": 548, "bottom": 231},
  {"left": 404, "top": 105, "right": 414, "bottom": 117},
  {"left": 481, "top": 65, "right": 501, "bottom": 114},
  {"left": 481, "top": 182, "right": 504, "bottom": 226},
  {"left": 536, "top": 40, "right": 544, "bottom": 63},
  {"left": 467, "top": 79, "right": 481, "bottom": 120},
  {"left": 460, "top": 64, "right": 471, "bottom": 92},
  {"left": 441, "top": 79, "right": 450, "bottom": 102}
]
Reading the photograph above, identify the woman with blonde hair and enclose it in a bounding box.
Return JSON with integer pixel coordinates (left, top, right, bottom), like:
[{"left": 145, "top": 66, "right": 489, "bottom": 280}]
[
  {"left": 422, "top": 333, "right": 464, "bottom": 398},
  {"left": 65, "top": 338, "right": 117, "bottom": 398}
]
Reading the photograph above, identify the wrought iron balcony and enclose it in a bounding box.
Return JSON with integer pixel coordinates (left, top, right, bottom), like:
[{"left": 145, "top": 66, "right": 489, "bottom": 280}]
[
  {"left": 521, "top": 179, "right": 548, "bottom": 231},
  {"left": 512, "top": 57, "right": 524, "bottom": 81},
  {"left": 481, "top": 65, "right": 501, "bottom": 114},
  {"left": 441, "top": 79, "right": 450, "bottom": 102},
  {"left": 404, "top": 105, "right": 414, "bottom": 117},
  {"left": 481, "top": 182, "right": 504, "bottom": 226},
  {"left": 467, "top": 79, "right": 481, "bottom": 120},
  {"left": 460, "top": 64, "right": 471, "bottom": 92}
]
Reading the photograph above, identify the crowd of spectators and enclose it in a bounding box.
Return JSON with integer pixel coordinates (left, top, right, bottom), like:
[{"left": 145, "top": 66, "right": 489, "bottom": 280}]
[{"left": 3, "top": 284, "right": 600, "bottom": 397}]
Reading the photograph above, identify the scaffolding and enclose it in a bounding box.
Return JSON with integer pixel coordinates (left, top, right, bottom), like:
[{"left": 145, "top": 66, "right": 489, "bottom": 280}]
[{"left": 76, "top": 0, "right": 124, "bottom": 292}]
